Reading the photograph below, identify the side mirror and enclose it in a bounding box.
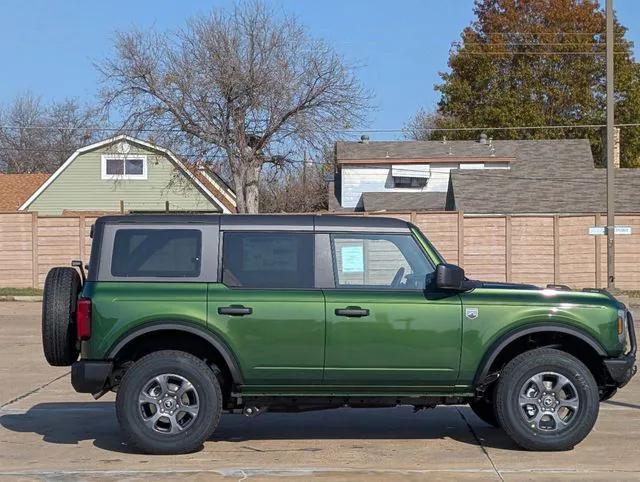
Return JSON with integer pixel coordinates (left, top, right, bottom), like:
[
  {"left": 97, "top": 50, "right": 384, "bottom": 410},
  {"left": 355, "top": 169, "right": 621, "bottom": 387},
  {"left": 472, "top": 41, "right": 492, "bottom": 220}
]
[{"left": 435, "top": 263, "right": 466, "bottom": 290}]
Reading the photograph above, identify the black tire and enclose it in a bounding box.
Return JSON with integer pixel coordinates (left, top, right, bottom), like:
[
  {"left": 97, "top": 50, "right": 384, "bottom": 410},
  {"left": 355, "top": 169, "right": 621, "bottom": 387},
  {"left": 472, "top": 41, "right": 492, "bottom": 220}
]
[
  {"left": 495, "top": 348, "right": 599, "bottom": 451},
  {"left": 41, "top": 267, "right": 81, "bottom": 366},
  {"left": 469, "top": 398, "right": 500, "bottom": 428},
  {"left": 116, "top": 350, "right": 222, "bottom": 455}
]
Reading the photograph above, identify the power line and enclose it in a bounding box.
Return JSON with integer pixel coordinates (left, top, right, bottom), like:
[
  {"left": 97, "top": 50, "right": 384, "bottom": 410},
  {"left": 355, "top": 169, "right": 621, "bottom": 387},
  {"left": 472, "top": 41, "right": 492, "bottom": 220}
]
[
  {"left": 460, "top": 42, "right": 624, "bottom": 47},
  {"left": 483, "top": 32, "right": 605, "bottom": 36},
  {"left": 4, "top": 122, "right": 640, "bottom": 134},
  {"left": 459, "top": 51, "right": 628, "bottom": 55}
]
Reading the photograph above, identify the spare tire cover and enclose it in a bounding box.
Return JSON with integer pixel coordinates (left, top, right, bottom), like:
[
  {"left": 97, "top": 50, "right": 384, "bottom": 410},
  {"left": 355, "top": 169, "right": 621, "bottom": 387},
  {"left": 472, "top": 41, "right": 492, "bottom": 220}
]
[{"left": 42, "top": 267, "right": 81, "bottom": 366}]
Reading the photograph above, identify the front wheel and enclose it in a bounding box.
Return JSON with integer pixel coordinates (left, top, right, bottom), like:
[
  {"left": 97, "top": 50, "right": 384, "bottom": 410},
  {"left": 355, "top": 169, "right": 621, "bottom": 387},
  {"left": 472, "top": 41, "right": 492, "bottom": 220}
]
[
  {"left": 495, "top": 348, "right": 599, "bottom": 451},
  {"left": 116, "top": 350, "right": 222, "bottom": 454}
]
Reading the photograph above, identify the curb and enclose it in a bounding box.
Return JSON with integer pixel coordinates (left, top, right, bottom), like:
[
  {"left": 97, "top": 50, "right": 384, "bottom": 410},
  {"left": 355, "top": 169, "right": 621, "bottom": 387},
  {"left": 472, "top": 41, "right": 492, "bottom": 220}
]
[{"left": 0, "top": 295, "right": 43, "bottom": 302}]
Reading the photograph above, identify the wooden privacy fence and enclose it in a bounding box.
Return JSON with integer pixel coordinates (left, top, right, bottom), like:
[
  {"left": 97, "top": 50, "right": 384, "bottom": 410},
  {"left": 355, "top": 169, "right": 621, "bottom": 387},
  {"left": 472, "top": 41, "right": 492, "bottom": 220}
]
[
  {"left": 341, "top": 211, "right": 640, "bottom": 290},
  {"left": 0, "top": 211, "right": 639, "bottom": 290}
]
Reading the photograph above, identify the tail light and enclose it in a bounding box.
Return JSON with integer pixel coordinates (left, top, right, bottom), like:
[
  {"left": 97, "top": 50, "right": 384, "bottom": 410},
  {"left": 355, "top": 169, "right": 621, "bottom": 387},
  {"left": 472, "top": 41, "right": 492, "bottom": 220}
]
[{"left": 76, "top": 298, "right": 92, "bottom": 341}]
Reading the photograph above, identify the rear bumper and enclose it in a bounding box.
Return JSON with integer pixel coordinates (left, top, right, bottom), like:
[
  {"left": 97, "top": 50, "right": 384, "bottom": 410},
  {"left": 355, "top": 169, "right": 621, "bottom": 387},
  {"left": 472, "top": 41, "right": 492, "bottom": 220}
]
[{"left": 71, "top": 360, "right": 113, "bottom": 394}]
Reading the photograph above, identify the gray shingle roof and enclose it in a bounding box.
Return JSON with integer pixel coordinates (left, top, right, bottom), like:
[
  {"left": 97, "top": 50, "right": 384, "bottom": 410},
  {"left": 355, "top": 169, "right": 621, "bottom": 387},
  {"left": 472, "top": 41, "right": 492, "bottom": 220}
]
[
  {"left": 450, "top": 168, "right": 640, "bottom": 214},
  {"left": 337, "top": 138, "right": 633, "bottom": 214},
  {"left": 362, "top": 192, "right": 447, "bottom": 212},
  {"left": 336, "top": 139, "right": 591, "bottom": 166}
]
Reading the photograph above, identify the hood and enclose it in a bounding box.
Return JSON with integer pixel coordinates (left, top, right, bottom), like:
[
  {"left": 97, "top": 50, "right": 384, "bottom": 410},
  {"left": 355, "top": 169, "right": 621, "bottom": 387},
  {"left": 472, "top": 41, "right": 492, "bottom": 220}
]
[{"left": 478, "top": 281, "right": 540, "bottom": 291}]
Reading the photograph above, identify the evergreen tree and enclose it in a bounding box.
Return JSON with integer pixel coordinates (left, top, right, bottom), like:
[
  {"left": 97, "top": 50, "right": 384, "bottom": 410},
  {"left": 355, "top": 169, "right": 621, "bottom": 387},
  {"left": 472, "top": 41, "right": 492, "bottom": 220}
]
[{"left": 409, "top": 0, "right": 640, "bottom": 167}]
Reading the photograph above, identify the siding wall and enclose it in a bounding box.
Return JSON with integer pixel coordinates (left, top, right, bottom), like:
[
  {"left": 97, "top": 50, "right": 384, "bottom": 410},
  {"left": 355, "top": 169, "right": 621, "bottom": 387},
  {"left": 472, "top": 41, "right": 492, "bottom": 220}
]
[
  {"left": 28, "top": 144, "right": 219, "bottom": 215},
  {"left": 0, "top": 211, "right": 639, "bottom": 290},
  {"left": 340, "top": 162, "right": 510, "bottom": 208}
]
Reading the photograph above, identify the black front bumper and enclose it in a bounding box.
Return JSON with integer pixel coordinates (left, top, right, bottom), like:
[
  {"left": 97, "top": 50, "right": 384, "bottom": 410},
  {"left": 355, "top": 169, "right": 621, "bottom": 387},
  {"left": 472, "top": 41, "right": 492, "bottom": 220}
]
[
  {"left": 71, "top": 360, "right": 113, "bottom": 394},
  {"left": 604, "top": 354, "right": 637, "bottom": 388},
  {"left": 604, "top": 312, "right": 638, "bottom": 388}
]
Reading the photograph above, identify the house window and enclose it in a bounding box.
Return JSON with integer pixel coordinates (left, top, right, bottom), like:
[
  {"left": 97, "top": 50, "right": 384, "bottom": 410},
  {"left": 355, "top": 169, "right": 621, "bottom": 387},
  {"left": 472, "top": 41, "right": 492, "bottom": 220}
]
[
  {"left": 393, "top": 176, "right": 428, "bottom": 188},
  {"left": 101, "top": 155, "right": 148, "bottom": 180},
  {"left": 391, "top": 164, "right": 429, "bottom": 188}
]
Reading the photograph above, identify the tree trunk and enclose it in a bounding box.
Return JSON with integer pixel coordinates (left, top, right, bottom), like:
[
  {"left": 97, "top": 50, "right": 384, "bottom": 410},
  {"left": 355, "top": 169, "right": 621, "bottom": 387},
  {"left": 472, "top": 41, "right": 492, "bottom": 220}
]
[{"left": 232, "top": 163, "right": 261, "bottom": 214}]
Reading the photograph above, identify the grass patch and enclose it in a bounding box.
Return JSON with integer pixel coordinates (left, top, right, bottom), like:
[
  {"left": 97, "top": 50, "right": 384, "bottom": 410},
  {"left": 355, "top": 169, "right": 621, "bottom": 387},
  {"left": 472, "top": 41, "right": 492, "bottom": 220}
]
[{"left": 0, "top": 287, "right": 43, "bottom": 296}]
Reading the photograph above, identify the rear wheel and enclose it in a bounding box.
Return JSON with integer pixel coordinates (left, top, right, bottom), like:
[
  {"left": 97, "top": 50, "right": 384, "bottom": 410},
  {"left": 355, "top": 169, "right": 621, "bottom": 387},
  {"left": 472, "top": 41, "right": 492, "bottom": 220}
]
[
  {"left": 116, "top": 350, "right": 222, "bottom": 454},
  {"left": 495, "top": 348, "right": 599, "bottom": 451},
  {"left": 41, "top": 267, "right": 81, "bottom": 366}
]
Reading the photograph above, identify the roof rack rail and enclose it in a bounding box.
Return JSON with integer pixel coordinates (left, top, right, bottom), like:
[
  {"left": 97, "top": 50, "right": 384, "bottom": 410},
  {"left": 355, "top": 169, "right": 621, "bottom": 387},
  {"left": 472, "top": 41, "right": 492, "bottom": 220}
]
[{"left": 546, "top": 284, "right": 572, "bottom": 291}]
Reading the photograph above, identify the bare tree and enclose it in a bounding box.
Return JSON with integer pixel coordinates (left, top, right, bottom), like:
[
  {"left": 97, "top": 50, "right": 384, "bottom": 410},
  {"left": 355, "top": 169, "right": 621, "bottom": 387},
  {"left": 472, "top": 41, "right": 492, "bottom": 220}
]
[
  {"left": 0, "top": 93, "right": 102, "bottom": 173},
  {"left": 260, "top": 162, "right": 330, "bottom": 213},
  {"left": 98, "top": 2, "right": 370, "bottom": 213}
]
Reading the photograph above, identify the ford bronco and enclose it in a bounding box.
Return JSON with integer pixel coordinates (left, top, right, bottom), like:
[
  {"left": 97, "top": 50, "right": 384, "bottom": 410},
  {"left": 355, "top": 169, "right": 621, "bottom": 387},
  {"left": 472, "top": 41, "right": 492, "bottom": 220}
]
[{"left": 41, "top": 214, "right": 636, "bottom": 454}]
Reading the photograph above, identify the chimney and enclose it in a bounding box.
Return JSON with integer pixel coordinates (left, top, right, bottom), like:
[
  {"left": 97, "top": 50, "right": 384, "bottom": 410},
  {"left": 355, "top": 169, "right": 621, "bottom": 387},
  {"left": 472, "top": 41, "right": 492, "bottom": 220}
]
[
  {"left": 479, "top": 132, "right": 488, "bottom": 144},
  {"left": 360, "top": 134, "right": 370, "bottom": 144},
  {"left": 613, "top": 127, "right": 620, "bottom": 168}
]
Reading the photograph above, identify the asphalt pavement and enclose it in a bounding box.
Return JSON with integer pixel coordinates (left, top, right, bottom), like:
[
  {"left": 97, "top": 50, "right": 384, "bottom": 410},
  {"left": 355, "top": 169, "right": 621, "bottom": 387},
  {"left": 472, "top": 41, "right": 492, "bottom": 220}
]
[{"left": 1, "top": 301, "right": 639, "bottom": 481}]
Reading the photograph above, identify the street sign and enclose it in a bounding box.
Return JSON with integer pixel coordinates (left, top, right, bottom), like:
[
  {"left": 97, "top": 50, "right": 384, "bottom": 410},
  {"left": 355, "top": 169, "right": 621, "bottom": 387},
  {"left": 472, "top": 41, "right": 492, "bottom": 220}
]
[{"left": 588, "top": 226, "right": 633, "bottom": 236}]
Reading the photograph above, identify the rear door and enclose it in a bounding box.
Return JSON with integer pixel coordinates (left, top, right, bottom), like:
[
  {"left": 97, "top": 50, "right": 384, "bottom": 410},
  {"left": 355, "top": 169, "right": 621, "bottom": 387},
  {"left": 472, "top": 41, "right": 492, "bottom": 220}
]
[
  {"left": 322, "top": 232, "right": 462, "bottom": 387},
  {"left": 207, "top": 230, "right": 325, "bottom": 386}
]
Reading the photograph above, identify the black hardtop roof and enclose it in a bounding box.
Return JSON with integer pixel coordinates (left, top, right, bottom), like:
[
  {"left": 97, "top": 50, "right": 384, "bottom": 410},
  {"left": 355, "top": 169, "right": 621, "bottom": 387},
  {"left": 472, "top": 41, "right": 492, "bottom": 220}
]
[{"left": 95, "top": 214, "right": 411, "bottom": 232}]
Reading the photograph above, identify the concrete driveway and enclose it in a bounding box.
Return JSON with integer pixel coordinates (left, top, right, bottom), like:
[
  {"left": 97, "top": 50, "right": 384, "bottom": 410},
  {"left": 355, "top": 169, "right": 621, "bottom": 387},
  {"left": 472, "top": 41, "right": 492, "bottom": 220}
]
[{"left": 1, "top": 301, "right": 639, "bottom": 481}]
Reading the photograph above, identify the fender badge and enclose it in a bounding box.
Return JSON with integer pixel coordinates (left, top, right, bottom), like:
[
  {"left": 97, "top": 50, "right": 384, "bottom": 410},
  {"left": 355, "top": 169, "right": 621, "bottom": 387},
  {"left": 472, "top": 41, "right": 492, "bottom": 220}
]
[{"left": 465, "top": 308, "right": 479, "bottom": 320}]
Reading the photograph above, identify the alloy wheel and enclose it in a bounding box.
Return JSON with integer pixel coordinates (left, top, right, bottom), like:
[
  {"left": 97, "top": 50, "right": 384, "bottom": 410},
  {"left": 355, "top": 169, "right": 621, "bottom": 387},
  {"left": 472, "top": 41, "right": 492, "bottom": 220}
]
[
  {"left": 138, "top": 373, "right": 200, "bottom": 434},
  {"left": 518, "top": 371, "right": 580, "bottom": 432}
]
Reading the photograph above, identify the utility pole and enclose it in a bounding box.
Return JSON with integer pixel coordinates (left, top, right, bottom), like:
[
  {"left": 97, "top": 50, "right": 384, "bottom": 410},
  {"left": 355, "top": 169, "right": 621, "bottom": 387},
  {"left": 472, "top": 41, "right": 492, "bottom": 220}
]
[
  {"left": 302, "top": 150, "right": 308, "bottom": 212},
  {"left": 606, "top": 0, "right": 616, "bottom": 289}
]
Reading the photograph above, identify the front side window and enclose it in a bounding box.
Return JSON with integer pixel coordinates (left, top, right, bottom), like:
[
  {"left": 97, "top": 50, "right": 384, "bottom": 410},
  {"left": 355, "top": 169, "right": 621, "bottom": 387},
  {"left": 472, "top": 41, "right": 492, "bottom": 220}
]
[
  {"left": 111, "top": 229, "right": 201, "bottom": 278},
  {"left": 102, "top": 155, "right": 147, "bottom": 180},
  {"left": 331, "top": 233, "right": 433, "bottom": 289},
  {"left": 222, "top": 232, "right": 314, "bottom": 288}
]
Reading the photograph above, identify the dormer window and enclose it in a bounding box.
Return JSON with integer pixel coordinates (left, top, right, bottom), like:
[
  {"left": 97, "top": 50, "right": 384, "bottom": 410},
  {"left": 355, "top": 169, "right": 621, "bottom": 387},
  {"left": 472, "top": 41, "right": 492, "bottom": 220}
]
[{"left": 101, "top": 155, "right": 148, "bottom": 180}]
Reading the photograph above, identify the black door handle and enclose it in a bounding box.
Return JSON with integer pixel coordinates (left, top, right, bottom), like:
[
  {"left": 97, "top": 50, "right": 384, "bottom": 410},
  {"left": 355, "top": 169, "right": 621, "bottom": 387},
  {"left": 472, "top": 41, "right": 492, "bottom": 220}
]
[
  {"left": 218, "top": 305, "right": 253, "bottom": 316},
  {"left": 335, "top": 306, "right": 370, "bottom": 317}
]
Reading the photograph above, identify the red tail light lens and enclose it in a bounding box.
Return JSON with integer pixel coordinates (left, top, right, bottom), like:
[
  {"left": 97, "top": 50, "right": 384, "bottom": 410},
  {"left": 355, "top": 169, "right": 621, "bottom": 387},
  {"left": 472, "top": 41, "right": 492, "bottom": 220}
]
[{"left": 76, "top": 298, "right": 92, "bottom": 340}]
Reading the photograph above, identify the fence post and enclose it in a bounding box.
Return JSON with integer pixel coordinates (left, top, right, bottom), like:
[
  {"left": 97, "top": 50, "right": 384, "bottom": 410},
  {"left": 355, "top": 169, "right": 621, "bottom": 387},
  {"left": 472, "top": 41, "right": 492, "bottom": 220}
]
[
  {"left": 553, "top": 215, "right": 560, "bottom": 285},
  {"left": 31, "top": 212, "right": 38, "bottom": 289},
  {"left": 595, "top": 213, "right": 602, "bottom": 288},
  {"left": 79, "top": 215, "right": 85, "bottom": 262},
  {"left": 505, "top": 215, "right": 512, "bottom": 282},
  {"left": 410, "top": 211, "right": 417, "bottom": 224},
  {"left": 457, "top": 211, "right": 464, "bottom": 267}
]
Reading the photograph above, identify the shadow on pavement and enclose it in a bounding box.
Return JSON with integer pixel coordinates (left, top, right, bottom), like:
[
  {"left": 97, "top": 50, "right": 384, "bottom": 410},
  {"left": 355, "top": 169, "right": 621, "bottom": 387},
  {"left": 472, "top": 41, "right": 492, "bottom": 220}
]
[
  {"left": 604, "top": 399, "right": 640, "bottom": 410},
  {"left": 0, "top": 402, "right": 520, "bottom": 454}
]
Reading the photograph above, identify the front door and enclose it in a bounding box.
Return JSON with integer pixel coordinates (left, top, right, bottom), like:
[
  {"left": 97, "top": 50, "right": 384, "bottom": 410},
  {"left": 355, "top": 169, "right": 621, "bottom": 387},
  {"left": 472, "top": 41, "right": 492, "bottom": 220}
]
[
  {"left": 323, "top": 232, "right": 462, "bottom": 387},
  {"left": 208, "top": 231, "right": 325, "bottom": 386}
]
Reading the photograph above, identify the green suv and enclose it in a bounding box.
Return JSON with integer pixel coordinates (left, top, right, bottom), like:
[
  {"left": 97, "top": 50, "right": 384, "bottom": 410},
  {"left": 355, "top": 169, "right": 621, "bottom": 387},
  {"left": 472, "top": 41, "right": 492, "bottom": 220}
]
[{"left": 41, "top": 214, "right": 636, "bottom": 454}]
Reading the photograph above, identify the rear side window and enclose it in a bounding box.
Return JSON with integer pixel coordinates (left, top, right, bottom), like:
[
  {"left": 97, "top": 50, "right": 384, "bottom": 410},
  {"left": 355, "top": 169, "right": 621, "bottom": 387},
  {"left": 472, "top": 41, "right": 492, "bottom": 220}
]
[
  {"left": 222, "top": 232, "right": 314, "bottom": 288},
  {"left": 111, "top": 229, "right": 202, "bottom": 278}
]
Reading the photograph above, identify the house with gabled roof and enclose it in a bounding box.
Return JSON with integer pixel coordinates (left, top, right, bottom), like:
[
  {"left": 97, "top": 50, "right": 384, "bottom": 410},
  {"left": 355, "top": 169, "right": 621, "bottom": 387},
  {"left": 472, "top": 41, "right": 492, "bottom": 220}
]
[
  {"left": 13, "top": 135, "right": 236, "bottom": 215},
  {"left": 329, "top": 134, "right": 640, "bottom": 214}
]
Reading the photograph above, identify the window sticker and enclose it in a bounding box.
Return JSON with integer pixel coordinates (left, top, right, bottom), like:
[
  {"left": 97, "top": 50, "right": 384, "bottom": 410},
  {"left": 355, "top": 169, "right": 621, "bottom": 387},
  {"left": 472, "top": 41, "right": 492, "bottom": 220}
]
[{"left": 341, "top": 245, "right": 364, "bottom": 273}]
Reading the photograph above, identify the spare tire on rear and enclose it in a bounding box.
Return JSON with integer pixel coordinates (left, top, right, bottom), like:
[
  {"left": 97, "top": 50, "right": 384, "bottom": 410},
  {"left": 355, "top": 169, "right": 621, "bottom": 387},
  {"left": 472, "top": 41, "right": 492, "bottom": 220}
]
[{"left": 42, "top": 267, "right": 82, "bottom": 366}]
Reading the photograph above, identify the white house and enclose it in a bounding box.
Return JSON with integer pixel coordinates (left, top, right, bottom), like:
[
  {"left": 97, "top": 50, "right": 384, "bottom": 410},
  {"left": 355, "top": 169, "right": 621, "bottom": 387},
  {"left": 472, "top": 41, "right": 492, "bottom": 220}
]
[{"left": 332, "top": 135, "right": 512, "bottom": 211}]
